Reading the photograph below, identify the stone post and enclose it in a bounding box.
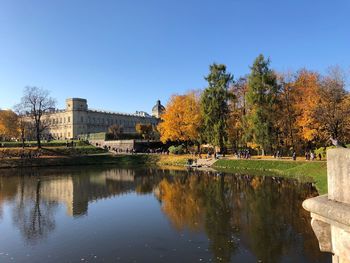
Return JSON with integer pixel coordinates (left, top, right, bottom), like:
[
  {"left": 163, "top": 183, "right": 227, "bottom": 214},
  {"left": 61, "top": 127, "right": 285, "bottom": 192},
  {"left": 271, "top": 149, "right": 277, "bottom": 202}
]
[{"left": 303, "top": 148, "right": 350, "bottom": 263}]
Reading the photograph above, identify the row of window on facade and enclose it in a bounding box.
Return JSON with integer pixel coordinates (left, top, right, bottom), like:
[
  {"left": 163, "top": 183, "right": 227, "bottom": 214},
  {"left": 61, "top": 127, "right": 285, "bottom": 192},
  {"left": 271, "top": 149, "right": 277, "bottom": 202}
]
[
  {"left": 46, "top": 116, "right": 71, "bottom": 124},
  {"left": 51, "top": 132, "right": 71, "bottom": 139},
  {"left": 46, "top": 116, "right": 152, "bottom": 126}
]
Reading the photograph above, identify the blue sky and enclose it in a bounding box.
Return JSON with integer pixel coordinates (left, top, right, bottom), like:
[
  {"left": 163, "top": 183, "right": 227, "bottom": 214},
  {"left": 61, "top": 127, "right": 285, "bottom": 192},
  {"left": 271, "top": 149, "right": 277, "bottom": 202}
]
[{"left": 0, "top": 0, "right": 349, "bottom": 113}]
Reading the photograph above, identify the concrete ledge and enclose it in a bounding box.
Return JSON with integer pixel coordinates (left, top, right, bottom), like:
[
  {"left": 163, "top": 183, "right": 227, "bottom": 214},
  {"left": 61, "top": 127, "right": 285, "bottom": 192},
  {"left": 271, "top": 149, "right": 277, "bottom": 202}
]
[
  {"left": 327, "top": 148, "right": 350, "bottom": 204},
  {"left": 303, "top": 195, "right": 350, "bottom": 229}
]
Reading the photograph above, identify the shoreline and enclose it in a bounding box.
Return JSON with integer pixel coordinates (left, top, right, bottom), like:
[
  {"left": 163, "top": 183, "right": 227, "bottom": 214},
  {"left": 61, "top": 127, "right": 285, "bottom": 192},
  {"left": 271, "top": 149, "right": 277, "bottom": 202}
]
[
  {"left": 0, "top": 154, "right": 189, "bottom": 169},
  {"left": 213, "top": 159, "right": 327, "bottom": 194},
  {"left": 0, "top": 154, "right": 327, "bottom": 194}
]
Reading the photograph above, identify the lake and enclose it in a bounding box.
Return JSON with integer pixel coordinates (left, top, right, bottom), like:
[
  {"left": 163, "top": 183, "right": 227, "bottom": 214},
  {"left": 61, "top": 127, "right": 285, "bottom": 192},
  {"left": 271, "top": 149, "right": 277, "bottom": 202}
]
[{"left": 0, "top": 166, "right": 331, "bottom": 263}]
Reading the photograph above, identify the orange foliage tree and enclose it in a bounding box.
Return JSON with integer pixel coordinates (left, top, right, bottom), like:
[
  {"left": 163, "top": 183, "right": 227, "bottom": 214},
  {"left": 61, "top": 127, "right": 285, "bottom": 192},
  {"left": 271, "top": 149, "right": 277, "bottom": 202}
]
[
  {"left": 158, "top": 92, "right": 202, "bottom": 145},
  {"left": 0, "top": 110, "right": 19, "bottom": 140},
  {"left": 293, "top": 70, "right": 321, "bottom": 142}
]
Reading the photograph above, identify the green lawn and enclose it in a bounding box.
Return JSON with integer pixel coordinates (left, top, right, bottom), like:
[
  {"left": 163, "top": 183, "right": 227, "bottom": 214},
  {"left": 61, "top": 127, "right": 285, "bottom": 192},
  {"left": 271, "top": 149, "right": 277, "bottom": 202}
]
[{"left": 213, "top": 159, "right": 327, "bottom": 194}]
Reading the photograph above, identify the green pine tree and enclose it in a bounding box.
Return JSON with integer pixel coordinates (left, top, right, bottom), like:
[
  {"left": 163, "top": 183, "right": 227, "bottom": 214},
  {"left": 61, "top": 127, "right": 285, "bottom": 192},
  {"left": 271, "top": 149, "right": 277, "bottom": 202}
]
[
  {"left": 200, "top": 63, "right": 233, "bottom": 152},
  {"left": 245, "top": 54, "right": 280, "bottom": 155}
]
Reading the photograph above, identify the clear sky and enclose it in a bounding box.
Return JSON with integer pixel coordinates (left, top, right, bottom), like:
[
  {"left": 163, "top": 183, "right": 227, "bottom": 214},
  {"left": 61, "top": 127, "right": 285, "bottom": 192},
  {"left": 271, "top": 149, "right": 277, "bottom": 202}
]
[{"left": 0, "top": 0, "right": 349, "bottom": 113}]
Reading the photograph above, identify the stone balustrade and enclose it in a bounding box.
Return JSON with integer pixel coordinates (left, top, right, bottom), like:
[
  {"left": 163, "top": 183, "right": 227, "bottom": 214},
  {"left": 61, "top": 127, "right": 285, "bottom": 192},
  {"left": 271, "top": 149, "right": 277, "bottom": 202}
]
[{"left": 303, "top": 148, "right": 350, "bottom": 263}]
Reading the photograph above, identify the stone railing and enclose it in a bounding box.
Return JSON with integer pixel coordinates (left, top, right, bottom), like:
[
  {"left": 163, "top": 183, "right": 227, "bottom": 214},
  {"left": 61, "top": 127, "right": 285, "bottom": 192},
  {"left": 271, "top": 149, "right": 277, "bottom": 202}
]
[{"left": 303, "top": 148, "right": 350, "bottom": 263}]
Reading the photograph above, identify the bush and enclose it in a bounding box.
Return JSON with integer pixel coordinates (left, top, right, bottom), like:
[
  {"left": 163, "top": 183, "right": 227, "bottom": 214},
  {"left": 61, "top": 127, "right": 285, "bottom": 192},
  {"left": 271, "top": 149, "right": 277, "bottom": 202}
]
[
  {"left": 315, "top": 144, "right": 350, "bottom": 159},
  {"left": 314, "top": 146, "right": 332, "bottom": 159},
  {"left": 168, "top": 145, "right": 185, "bottom": 154}
]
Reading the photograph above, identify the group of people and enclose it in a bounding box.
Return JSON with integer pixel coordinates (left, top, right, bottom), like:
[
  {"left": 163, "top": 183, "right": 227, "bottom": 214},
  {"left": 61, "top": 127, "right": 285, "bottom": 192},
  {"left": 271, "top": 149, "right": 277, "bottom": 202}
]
[
  {"left": 66, "top": 140, "right": 77, "bottom": 148},
  {"left": 144, "top": 148, "right": 169, "bottom": 154},
  {"left": 235, "top": 149, "right": 251, "bottom": 159},
  {"left": 19, "top": 150, "right": 41, "bottom": 159},
  {"left": 100, "top": 144, "right": 170, "bottom": 155},
  {"left": 0, "top": 150, "right": 41, "bottom": 159},
  {"left": 273, "top": 151, "right": 283, "bottom": 159},
  {"left": 305, "top": 151, "right": 322, "bottom": 161}
]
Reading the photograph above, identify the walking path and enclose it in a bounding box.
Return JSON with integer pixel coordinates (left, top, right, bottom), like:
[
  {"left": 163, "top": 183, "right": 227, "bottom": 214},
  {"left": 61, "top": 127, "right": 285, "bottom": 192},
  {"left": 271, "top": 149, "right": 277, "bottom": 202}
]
[{"left": 196, "top": 158, "right": 218, "bottom": 167}]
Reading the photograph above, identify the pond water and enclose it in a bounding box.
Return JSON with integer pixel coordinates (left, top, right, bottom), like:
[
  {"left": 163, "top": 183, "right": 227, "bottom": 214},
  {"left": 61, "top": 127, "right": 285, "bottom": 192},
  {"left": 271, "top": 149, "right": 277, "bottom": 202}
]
[{"left": 0, "top": 166, "right": 331, "bottom": 263}]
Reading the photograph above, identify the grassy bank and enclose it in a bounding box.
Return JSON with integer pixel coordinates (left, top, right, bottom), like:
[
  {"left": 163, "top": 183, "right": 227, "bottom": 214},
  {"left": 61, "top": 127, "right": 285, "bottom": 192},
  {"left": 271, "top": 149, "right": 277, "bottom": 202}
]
[
  {"left": 213, "top": 159, "right": 327, "bottom": 194},
  {"left": 0, "top": 150, "right": 327, "bottom": 194},
  {"left": 0, "top": 153, "right": 189, "bottom": 170}
]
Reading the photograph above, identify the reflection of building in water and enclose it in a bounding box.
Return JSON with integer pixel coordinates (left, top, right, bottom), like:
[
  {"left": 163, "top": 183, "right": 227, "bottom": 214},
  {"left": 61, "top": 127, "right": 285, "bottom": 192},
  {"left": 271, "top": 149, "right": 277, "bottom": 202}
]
[
  {"left": 40, "top": 169, "right": 136, "bottom": 217},
  {"left": 41, "top": 178, "right": 74, "bottom": 216}
]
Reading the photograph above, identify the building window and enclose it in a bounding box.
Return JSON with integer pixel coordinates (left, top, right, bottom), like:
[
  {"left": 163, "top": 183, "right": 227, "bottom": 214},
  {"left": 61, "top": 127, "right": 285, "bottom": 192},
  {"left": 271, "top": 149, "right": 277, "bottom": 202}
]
[
  {"left": 81, "top": 116, "right": 84, "bottom": 123},
  {"left": 68, "top": 117, "right": 71, "bottom": 123}
]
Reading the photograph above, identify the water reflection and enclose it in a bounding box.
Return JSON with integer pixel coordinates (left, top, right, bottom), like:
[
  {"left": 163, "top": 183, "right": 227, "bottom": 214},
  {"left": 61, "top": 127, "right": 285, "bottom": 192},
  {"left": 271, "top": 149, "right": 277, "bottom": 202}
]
[
  {"left": 0, "top": 167, "right": 330, "bottom": 262},
  {"left": 158, "top": 173, "right": 326, "bottom": 263},
  {"left": 12, "top": 178, "right": 57, "bottom": 244}
]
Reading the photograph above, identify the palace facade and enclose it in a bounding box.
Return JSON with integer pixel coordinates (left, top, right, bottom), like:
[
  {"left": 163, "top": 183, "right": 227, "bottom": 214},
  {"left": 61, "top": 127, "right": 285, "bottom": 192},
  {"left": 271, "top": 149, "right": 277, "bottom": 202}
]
[{"left": 41, "top": 98, "right": 164, "bottom": 140}]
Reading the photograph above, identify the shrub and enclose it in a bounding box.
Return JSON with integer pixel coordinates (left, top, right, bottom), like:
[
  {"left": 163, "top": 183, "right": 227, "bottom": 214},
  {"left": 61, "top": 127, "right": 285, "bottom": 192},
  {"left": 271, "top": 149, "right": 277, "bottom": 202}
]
[
  {"left": 168, "top": 145, "right": 185, "bottom": 154},
  {"left": 315, "top": 144, "right": 350, "bottom": 159}
]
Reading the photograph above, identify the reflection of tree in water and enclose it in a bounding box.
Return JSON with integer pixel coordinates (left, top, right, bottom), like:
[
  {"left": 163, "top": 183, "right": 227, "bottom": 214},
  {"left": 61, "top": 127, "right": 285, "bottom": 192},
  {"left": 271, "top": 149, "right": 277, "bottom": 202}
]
[
  {"left": 0, "top": 176, "right": 23, "bottom": 220},
  {"left": 202, "top": 175, "right": 238, "bottom": 262},
  {"left": 242, "top": 176, "right": 324, "bottom": 263},
  {"left": 12, "top": 177, "right": 57, "bottom": 244},
  {"left": 158, "top": 173, "right": 327, "bottom": 263},
  {"left": 159, "top": 174, "right": 238, "bottom": 262}
]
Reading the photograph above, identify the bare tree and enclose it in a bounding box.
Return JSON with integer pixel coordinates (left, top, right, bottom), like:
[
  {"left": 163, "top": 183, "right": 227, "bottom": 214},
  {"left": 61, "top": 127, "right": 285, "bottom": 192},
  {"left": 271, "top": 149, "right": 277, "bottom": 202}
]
[
  {"left": 13, "top": 104, "right": 29, "bottom": 148},
  {"left": 19, "top": 87, "right": 56, "bottom": 148}
]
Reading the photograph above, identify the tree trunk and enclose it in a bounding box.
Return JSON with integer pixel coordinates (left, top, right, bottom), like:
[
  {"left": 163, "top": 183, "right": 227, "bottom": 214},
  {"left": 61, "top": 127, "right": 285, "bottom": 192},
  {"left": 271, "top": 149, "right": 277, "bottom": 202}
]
[
  {"left": 21, "top": 135, "right": 25, "bottom": 149},
  {"left": 36, "top": 124, "right": 41, "bottom": 149},
  {"left": 196, "top": 143, "right": 200, "bottom": 153}
]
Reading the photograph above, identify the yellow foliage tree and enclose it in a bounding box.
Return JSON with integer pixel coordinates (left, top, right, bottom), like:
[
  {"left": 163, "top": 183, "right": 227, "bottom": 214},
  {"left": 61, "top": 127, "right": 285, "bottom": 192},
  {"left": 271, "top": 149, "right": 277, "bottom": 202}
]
[
  {"left": 135, "top": 123, "right": 154, "bottom": 139},
  {"left": 158, "top": 92, "right": 202, "bottom": 144},
  {"left": 0, "top": 110, "right": 19, "bottom": 140},
  {"left": 293, "top": 70, "right": 321, "bottom": 142}
]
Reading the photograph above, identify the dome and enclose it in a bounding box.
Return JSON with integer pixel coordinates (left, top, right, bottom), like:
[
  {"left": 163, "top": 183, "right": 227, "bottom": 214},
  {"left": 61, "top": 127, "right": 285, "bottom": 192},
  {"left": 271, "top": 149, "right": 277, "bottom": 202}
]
[{"left": 152, "top": 100, "right": 165, "bottom": 118}]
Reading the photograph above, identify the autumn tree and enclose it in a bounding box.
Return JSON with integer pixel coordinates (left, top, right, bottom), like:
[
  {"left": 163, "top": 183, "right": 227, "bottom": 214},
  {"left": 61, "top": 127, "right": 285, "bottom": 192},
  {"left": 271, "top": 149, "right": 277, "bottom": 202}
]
[
  {"left": 18, "top": 87, "right": 56, "bottom": 148},
  {"left": 276, "top": 72, "right": 300, "bottom": 151},
  {"left": 315, "top": 67, "right": 350, "bottom": 142},
  {"left": 227, "top": 77, "right": 247, "bottom": 151},
  {"left": 135, "top": 123, "right": 154, "bottom": 140},
  {"left": 293, "top": 70, "right": 321, "bottom": 144},
  {"left": 107, "top": 124, "right": 124, "bottom": 139},
  {"left": 158, "top": 92, "right": 202, "bottom": 146},
  {"left": 13, "top": 104, "right": 30, "bottom": 148},
  {"left": 245, "top": 55, "right": 280, "bottom": 155},
  {"left": 200, "top": 64, "right": 233, "bottom": 152},
  {"left": 0, "top": 110, "right": 19, "bottom": 140}
]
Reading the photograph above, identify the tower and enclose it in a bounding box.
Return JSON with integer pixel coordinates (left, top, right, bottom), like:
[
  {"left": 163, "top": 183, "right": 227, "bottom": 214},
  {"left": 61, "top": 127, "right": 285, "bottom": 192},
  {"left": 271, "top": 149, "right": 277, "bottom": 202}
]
[
  {"left": 152, "top": 100, "right": 165, "bottom": 118},
  {"left": 66, "top": 98, "right": 88, "bottom": 111},
  {"left": 65, "top": 98, "right": 88, "bottom": 138}
]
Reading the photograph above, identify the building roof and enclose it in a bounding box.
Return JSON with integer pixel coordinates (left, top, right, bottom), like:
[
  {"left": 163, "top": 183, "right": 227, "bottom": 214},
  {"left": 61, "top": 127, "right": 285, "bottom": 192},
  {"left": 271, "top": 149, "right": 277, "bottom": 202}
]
[{"left": 152, "top": 100, "right": 165, "bottom": 112}]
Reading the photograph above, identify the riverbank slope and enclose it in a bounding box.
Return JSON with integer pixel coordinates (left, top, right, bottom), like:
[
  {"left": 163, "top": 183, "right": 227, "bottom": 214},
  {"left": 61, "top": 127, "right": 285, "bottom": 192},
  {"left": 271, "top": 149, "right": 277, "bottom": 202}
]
[{"left": 213, "top": 159, "right": 327, "bottom": 194}]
